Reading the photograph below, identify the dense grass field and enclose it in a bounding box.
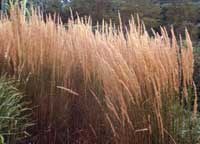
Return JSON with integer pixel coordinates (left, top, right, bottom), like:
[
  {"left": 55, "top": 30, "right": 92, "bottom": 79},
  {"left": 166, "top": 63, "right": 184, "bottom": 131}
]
[{"left": 0, "top": 9, "right": 199, "bottom": 144}]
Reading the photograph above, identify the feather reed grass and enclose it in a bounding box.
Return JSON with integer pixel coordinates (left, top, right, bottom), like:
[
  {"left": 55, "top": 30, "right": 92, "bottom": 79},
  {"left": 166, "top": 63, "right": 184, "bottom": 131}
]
[{"left": 0, "top": 9, "right": 197, "bottom": 143}]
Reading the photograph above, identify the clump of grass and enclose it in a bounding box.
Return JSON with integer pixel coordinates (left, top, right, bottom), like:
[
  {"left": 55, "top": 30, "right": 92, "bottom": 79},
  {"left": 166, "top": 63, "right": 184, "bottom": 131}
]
[
  {"left": 0, "top": 9, "right": 197, "bottom": 143},
  {"left": 0, "top": 76, "right": 32, "bottom": 144}
]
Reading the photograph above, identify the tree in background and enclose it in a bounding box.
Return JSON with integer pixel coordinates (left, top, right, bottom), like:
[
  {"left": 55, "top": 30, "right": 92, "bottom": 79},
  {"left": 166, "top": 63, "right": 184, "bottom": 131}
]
[
  {"left": 119, "top": 0, "right": 161, "bottom": 31},
  {"left": 62, "top": 0, "right": 121, "bottom": 23},
  {"left": 62, "top": 0, "right": 161, "bottom": 29},
  {"left": 161, "top": 0, "right": 199, "bottom": 40}
]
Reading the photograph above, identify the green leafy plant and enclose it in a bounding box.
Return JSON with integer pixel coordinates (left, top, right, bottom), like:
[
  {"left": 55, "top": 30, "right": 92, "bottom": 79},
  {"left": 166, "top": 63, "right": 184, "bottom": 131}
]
[
  {"left": 0, "top": 76, "right": 32, "bottom": 144},
  {"left": 0, "top": 134, "right": 4, "bottom": 144}
]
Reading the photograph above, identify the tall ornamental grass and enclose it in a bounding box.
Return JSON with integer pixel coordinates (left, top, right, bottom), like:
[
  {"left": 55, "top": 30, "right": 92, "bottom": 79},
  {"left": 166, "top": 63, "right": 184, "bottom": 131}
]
[{"left": 0, "top": 9, "right": 198, "bottom": 143}]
